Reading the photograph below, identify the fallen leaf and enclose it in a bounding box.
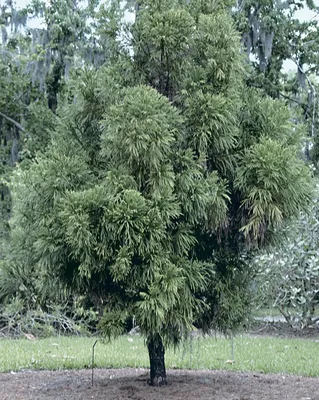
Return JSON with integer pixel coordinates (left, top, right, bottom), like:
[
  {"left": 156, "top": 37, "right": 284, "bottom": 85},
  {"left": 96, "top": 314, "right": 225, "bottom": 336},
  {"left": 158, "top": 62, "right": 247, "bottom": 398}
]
[{"left": 24, "top": 333, "right": 36, "bottom": 340}]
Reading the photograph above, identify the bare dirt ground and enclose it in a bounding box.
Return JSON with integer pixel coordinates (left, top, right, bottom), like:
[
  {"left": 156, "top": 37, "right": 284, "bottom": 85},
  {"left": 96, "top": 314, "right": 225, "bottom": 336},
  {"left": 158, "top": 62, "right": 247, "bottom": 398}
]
[
  {"left": 1, "top": 322, "right": 319, "bottom": 400},
  {"left": 249, "top": 320, "right": 319, "bottom": 339},
  {"left": 1, "top": 367, "right": 319, "bottom": 400}
]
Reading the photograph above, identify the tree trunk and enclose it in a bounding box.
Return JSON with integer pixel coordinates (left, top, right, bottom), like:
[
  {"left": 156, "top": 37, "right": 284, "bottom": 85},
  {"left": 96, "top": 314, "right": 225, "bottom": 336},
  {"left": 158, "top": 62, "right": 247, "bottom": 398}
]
[
  {"left": 147, "top": 334, "right": 167, "bottom": 386},
  {"left": 47, "top": 60, "right": 64, "bottom": 113}
]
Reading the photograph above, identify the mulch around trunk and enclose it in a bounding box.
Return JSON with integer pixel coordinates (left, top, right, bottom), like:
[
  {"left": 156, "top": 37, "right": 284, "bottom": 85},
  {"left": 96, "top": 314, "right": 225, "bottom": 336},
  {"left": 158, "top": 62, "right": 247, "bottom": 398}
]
[{"left": 0, "top": 367, "right": 318, "bottom": 400}]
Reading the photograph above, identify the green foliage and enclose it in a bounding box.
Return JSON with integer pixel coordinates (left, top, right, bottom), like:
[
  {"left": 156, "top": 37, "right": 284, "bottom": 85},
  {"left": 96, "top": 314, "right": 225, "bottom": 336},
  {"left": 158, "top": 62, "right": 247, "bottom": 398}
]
[
  {"left": 235, "top": 137, "right": 312, "bottom": 241},
  {"left": 191, "top": 10, "right": 242, "bottom": 92},
  {"left": 196, "top": 253, "right": 253, "bottom": 335},
  {"left": 7, "top": 79, "right": 230, "bottom": 348},
  {"left": 254, "top": 185, "right": 319, "bottom": 328},
  {"left": 101, "top": 85, "right": 181, "bottom": 186},
  {"left": 239, "top": 88, "right": 300, "bottom": 147},
  {"left": 185, "top": 91, "right": 237, "bottom": 158},
  {"left": 132, "top": 0, "right": 194, "bottom": 97},
  {"left": 0, "top": 0, "right": 105, "bottom": 241}
]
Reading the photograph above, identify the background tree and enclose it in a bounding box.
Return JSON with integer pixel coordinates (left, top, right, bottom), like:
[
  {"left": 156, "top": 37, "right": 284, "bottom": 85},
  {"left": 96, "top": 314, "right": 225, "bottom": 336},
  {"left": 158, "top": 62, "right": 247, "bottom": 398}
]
[{"left": 254, "top": 185, "right": 319, "bottom": 329}]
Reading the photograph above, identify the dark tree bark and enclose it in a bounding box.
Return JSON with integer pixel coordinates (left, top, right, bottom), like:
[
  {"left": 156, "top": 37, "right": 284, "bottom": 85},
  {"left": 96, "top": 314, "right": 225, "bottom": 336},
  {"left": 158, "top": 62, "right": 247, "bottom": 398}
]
[
  {"left": 46, "top": 60, "right": 64, "bottom": 113},
  {"left": 147, "top": 334, "right": 167, "bottom": 386}
]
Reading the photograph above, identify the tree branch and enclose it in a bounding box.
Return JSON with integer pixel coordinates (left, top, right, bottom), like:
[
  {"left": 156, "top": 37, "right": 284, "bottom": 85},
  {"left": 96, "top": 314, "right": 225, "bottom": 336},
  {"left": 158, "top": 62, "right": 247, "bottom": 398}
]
[
  {"left": 279, "top": 92, "right": 308, "bottom": 109},
  {"left": 0, "top": 110, "right": 27, "bottom": 133}
]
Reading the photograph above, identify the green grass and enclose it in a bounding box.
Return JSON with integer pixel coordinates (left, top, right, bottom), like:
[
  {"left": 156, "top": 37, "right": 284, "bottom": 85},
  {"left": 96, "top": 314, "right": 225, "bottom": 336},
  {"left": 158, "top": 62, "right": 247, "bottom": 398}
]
[{"left": 1, "top": 334, "right": 319, "bottom": 377}]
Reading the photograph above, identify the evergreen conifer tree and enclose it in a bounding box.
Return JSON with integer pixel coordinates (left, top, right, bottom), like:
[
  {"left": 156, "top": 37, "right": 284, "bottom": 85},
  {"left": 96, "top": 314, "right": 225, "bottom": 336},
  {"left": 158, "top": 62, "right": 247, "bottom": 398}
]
[{"left": 7, "top": 0, "right": 312, "bottom": 385}]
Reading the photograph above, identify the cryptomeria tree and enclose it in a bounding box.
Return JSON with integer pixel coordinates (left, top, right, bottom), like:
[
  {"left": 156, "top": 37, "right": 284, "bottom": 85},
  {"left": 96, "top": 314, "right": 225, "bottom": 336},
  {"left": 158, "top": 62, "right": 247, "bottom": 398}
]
[{"left": 8, "top": 0, "right": 312, "bottom": 386}]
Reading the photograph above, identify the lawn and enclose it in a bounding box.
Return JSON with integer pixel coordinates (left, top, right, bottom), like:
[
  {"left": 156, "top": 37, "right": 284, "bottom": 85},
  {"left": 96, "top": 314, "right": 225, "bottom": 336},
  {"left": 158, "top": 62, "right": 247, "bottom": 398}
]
[{"left": 1, "top": 333, "right": 319, "bottom": 377}]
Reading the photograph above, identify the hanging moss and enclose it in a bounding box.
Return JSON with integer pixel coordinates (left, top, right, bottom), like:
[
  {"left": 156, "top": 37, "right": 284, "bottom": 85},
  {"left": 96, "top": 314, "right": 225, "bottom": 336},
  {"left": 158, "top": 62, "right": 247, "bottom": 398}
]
[
  {"left": 241, "top": 3, "right": 275, "bottom": 72},
  {"left": 11, "top": 9, "right": 28, "bottom": 33},
  {"left": 1, "top": 26, "right": 7, "bottom": 45}
]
